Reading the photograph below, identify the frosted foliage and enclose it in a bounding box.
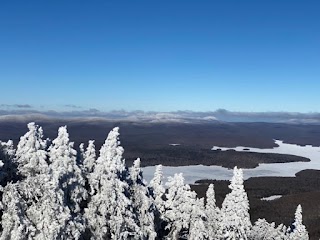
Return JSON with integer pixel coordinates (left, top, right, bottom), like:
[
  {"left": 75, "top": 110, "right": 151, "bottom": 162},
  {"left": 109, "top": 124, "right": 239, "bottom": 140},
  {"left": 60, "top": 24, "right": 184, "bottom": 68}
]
[
  {"left": 0, "top": 140, "right": 16, "bottom": 157},
  {"left": 189, "top": 198, "right": 207, "bottom": 240},
  {"left": 85, "top": 127, "right": 139, "bottom": 239},
  {"left": 149, "top": 165, "right": 165, "bottom": 214},
  {"left": 130, "top": 159, "right": 156, "bottom": 240},
  {"left": 98, "top": 127, "right": 125, "bottom": 174},
  {"left": 15, "top": 122, "right": 48, "bottom": 177},
  {"left": 79, "top": 143, "right": 85, "bottom": 160},
  {"left": 221, "top": 167, "right": 251, "bottom": 240},
  {"left": 164, "top": 173, "right": 198, "bottom": 239},
  {"left": 48, "top": 126, "right": 87, "bottom": 213},
  {"left": 0, "top": 182, "right": 35, "bottom": 240},
  {"left": 250, "top": 219, "right": 289, "bottom": 240},
  {"left": 206, "top": 184, "right": 222, "bottom": 239},
  {"left": 85, "top": 170, "right": 139, "bottom": 239},
  {"left": 83, "top": 140, "right": 96, "bottom": 174},
  {"left": 0, "top": 175, "right": 83, "bottom": 240},
  {"left": 289, "top": 205, "right": 308, "bottom": 240}
]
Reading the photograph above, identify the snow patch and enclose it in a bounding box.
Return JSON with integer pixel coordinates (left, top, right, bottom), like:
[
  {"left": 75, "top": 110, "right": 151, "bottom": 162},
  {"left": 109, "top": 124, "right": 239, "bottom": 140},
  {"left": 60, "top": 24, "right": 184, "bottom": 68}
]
[
  {"left": 169, "top": 143, "right": 181, "bottom": 146},
  {"left": 261, "top": 195, "right": 282, "bottom": 201}
]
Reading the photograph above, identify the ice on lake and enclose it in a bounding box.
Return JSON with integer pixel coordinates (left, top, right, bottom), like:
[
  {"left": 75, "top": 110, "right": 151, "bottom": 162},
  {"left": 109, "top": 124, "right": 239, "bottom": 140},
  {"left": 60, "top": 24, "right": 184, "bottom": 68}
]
[{"left": 142, "top": 140, "right": 320, "bottom": 184}]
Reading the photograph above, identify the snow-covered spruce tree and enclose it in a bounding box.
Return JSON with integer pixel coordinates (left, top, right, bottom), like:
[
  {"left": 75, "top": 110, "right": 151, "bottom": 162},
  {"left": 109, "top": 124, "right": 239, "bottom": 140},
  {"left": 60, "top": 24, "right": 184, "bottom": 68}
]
[
  {"left": 149, "top": 164, "right": 166, "bottom": 234},
  {"left": 0, "top": 140, "right": 15, "bottom": 158},
  {"left": 15, "top": 122, "right": 48, "bottom": 177},
  {"left": 48, "top": 126, "right": 87, "bottom": 220},
  {"left": 289, "top": 205, "right": 308, "bottom": 240},
  {"left": 205, "top": 184, "right": 222, "bottom": 239},
  {"left": 221, "top": 166, "right": 251, "bottom": 240},
  {"left": 1, "top": 124, "right": 87, "bottom": 240},
  {"left": 0, "top": 181, "right": 36, "bottom": 239},
  {"left": 78, "top": 143, "right": 85, "bottom": 165},
  {"left": 129, "top": 158, "right": 157, "bottom": 240},
  {"left": 249, "top": 219, "right": 288, "bottom": 240},
  {"left": 164, "top": 173, "right": 205, "bottom": 239},
  {"left": 0, "top": 173, "right": 83, "bottom": 240},
  {"left": 82, "top": 140, "right": 96, "bottom": 176},
  {"left": 85, "top": 127, "right": 139, "bottom": 239},
  {"left": 188, "top": 197, "right": 208, "bottom": 240}
]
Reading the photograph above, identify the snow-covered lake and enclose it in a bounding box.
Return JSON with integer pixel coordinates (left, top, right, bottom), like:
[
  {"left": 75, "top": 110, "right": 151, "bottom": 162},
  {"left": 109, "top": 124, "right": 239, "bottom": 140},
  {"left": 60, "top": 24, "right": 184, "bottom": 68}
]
[
  {"left": 142, "top": 140, "right": 320, "bottom": 184},
  {"left": 261, "top": 195, "right": 282, "bottom": 201}
]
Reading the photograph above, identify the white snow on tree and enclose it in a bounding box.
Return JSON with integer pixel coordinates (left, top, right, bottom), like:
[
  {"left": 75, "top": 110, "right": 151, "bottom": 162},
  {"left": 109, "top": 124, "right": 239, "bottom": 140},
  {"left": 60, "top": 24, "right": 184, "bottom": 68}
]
[
  {"left": 15, "top": 122, "right": 48, "bottom": 177},
  {"left": 0, "top": 140, "right": 16, "bottom": 158},
  {"left": 149, "top": 164, "right": 166, "bottom": 233},
  {"left": 129, "top": 158, "right": 157, "bottom": 240},
  {"left": 0, "top": 174, "right": 84, "bottom": 240},
  {"left": 205, "top": 184, "right": 222, "bottom": 239},
  {"left": 82, "top": 140, "right": 96, "bottom": 175},
  {"left": 188, "top": 197, "right": 208, "bottom": 240},
  {"left": 221, "top": 166, "right": 252, "bottom": 240},
  {"left": 85, "top": 127, "right": 139, "bottom": 239},
  {"left": 0, "top": 182, "right": 36, "bottom": 239},
  {"left": 289, "top": 205, "right": 308, "bottom": 240},
  {"left": 249, "top": 219, "right": 289, "bottom": 240},
  {"left": 78, "top": 143, "right": 85, "bottom": 164},
  {"left": 164, "top": 173, "right": 200, "bottom": 239},
  {"left": 48, "top": 126, "right": 87, "bottom": 214}
]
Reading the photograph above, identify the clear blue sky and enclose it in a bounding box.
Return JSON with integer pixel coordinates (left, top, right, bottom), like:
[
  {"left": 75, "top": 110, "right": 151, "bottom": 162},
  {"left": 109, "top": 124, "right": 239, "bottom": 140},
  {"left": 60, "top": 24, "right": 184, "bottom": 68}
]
[{"left": 0, "top": 0, "right": 319, "bottom": 112}]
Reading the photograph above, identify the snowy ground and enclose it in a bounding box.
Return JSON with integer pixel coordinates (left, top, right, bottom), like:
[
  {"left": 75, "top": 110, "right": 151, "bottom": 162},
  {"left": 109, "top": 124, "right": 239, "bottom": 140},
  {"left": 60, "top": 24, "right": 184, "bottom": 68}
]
[{"left": 142, "top": 140, "right": 320, "bottom": 184}]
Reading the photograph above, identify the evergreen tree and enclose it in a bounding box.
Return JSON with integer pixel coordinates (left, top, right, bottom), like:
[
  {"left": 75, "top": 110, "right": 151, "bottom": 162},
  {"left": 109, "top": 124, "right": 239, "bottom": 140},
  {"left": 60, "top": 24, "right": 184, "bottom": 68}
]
[
  {"left": 48, "top": 126, "right": 88, "bottom": 214},
  {"left": 289, "top": 205, "right": 308, "bottom": 240},
  {"left": 15, "top": 122, "right": 48, "bottom": 177},
  {"left": 221, "top": 167, "right": 251, "bottom": 240},
  {"left": 82, "top": 140, "right": 96, "bottom": 176},
  {"left": 189, "top": 197, "right": 207, "bottom": 240},
  {"left": 130, "top": 158, "right": 157, "bottom": 240},
  {"left": 0, "top": 182, "right": 35, "bottom": 239},
  {"left": 0, "top": 174, "right": 83, "bottom": 240},
  {"left": 149, "top": 164, "right": 166, "bottom": 234},
  {"left": 164, "top": 173, "right": 198, "bottom": 239},
  {"left": 85, "top": 127, "right": 139, "bottom": 239},
  {"left": 250, "top": 219, "right": 289, "bottom": 240},
  {"left": 205, "top": 184, "right": 222, "bottom": 239}
]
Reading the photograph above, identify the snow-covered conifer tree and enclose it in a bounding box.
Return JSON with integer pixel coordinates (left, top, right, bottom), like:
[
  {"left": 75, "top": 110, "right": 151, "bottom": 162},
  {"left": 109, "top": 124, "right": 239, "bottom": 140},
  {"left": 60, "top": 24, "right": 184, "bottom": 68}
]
[
  {"left": 249, "top": 219, "right": 289, "bottom": 240},
  {"left": 0, "top": 182, "right": 35, "bottom": 239},
  {"left": 82, "top": 140, "right": 96, "bottom": 175},
  {"left": 0, "top": 140, "right": 15, "bottom": 158},
  {"left": 149, "top": 165, "right": 165, "bottom": 213},
  {"left": 164, "top": 173, "right": 199, "bottom": 239},
  {"left": 130, "top": 158, "right": 156, "bottom": 240},
  {"left": 85, "top": 127, "right": 139, "bottom": 239},
  {"left": 221, "top": 167, "right": 251, "bottom": 240},
  {"left": 0, "top": 174, "right": 84, "bottom": 240},
  {"left": 15, "top": 122, "right": 48, "bottom": 177},
  {"left": 289, "top": 205, "right": 308, "bottom": 240},
  {"left": 205, "top": 184, "right": 222, "bottom": 239},
  {"left": 149, "top": 164, "right": 166, "bottom": 234},
  {"left": 189, "top": 197, "right": 207, "bottom": 240},
  {"left": 48, "top": 126, "right": 87, "bottom": 213}
]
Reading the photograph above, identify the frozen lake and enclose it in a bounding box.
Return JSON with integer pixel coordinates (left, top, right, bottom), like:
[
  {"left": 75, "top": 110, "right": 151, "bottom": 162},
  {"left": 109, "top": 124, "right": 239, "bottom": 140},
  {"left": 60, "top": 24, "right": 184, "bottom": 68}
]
[{"left": 142, "top": 140, "right": 320, "bottom": 184}]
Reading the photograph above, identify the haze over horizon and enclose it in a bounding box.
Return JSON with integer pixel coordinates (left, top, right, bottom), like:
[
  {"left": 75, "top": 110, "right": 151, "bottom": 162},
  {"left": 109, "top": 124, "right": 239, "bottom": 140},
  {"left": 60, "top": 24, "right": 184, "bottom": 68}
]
[{"left": 1, "top": 0, "right": 319, "bottom": 113}]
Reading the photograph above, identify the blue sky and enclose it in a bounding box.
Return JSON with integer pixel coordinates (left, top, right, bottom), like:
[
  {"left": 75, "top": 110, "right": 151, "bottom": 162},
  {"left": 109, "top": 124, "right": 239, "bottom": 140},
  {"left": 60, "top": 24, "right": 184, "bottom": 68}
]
[{"left": 0, "top": 0, "right": 319, "bottom": 112}]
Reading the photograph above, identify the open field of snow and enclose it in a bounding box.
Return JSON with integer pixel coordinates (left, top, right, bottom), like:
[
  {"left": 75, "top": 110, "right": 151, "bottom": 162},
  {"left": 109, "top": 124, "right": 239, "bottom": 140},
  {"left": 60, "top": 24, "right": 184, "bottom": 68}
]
[{"left": 143, "top": 140, "right": 320, "bottom": 184}]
